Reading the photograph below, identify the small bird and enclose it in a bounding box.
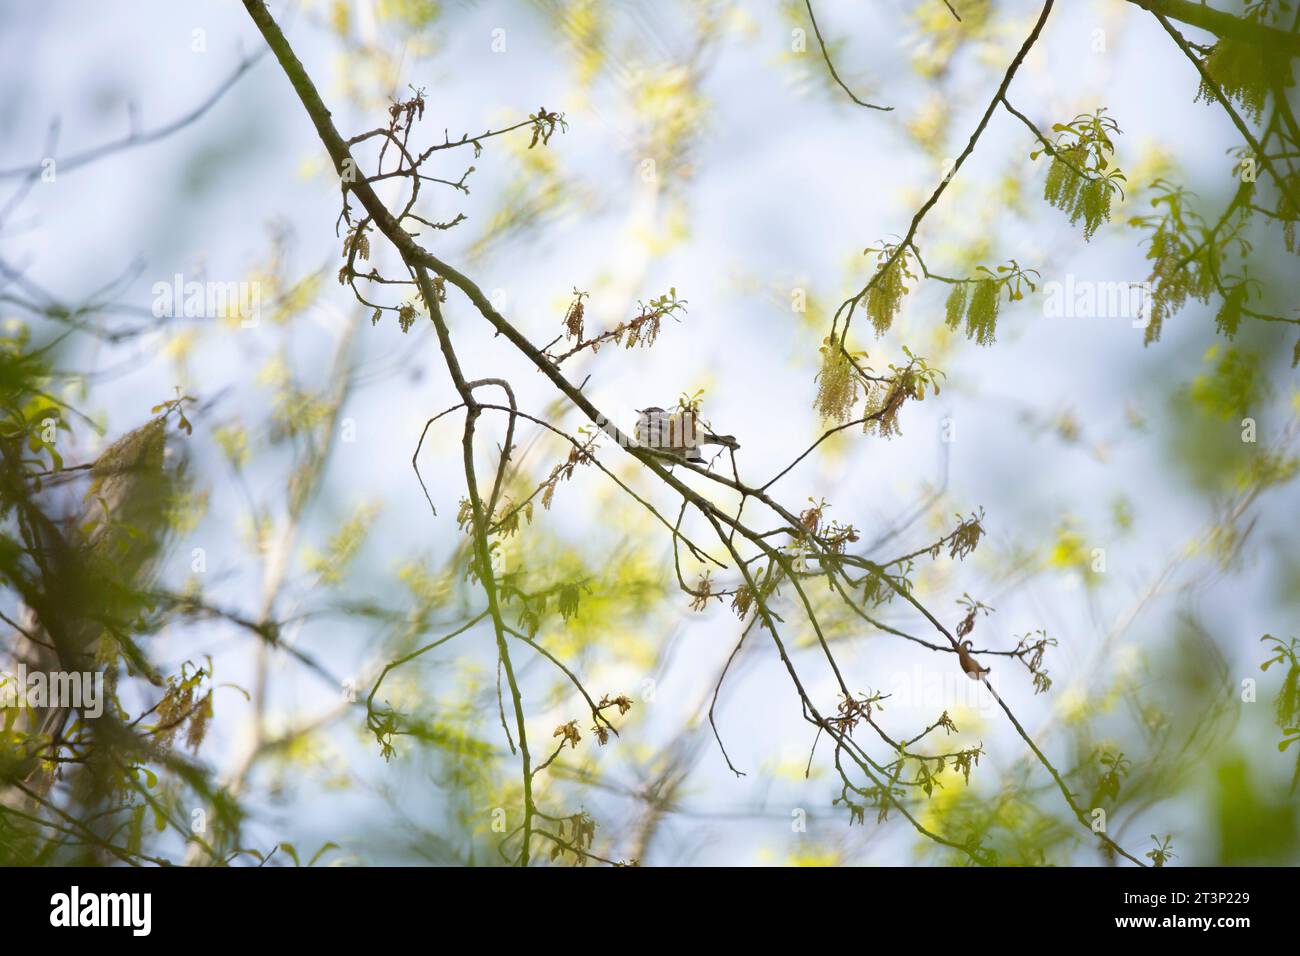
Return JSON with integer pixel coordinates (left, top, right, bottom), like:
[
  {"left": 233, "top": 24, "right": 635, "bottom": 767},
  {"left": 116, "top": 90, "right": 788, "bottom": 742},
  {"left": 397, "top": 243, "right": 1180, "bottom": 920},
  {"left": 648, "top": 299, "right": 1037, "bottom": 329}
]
[
  {"left": 956, "top": 640, "right": 990, "bottom": 681},
  {"left": 635, "top": 406, "right": 738, "bottom": 464}
]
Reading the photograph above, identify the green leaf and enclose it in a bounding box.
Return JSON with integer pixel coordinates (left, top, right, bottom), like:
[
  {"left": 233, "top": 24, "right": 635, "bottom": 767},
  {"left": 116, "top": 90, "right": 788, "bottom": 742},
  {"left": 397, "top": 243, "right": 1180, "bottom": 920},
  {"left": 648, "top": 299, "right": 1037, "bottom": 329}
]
[{"left": 308, "top": 842, "right": 340, "bottom": 866}]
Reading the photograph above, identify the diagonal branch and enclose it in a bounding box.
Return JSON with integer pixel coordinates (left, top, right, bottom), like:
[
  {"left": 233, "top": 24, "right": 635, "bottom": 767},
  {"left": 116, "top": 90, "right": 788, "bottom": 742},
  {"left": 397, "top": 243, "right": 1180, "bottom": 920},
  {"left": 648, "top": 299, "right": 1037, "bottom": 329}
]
[
  {"left": 804, "top": 0, "right": 892, "bottom": 112},
  {"left": 1126, "top": 0, "right": 1300, "bottom": 57},
  {"left": 834, "top": 0, "right": 1054, "bottom": 345},
  {"left": 0, "top": 51, "right": 265, "bottom": 180},
  {"left": 1149, "top": 10, "right": 1300, "bottom": 217},
  {"left": 241, "top": 0, "right": 1148, "bottom": 866}
]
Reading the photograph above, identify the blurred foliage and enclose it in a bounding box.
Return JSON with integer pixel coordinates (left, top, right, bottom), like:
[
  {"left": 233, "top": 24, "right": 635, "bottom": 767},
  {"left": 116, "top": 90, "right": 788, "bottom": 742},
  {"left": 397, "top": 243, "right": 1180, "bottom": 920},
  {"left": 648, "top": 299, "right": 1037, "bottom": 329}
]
[{"left": 0, "top": 0, "right": 1297, "bottom": 868}]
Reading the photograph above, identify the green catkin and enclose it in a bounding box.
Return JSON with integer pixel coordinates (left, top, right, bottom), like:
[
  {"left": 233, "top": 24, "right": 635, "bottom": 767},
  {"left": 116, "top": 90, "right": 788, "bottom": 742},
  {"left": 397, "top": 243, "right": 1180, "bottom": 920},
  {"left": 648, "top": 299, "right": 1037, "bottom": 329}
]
[
  {"left": 1141, "top": 222, "right": 1190, "bottom": 345},
  {"left": 1197, "top": 40, "right": 1268, "bottom": 124},
  {"left": 965, "top": 279, "right": 1000, "bottom": 346},
  {"left": 867, "top": 257, "right": 908, "bottom": 336},
  {"left": 1215, "top": 283, "right": 1246, "bottom": 339},
  {"left": 1043, "top": 151, "right": 1078, "bottom": 212},
  {"left": 1278, "top": 663, "right": 1300, "bottom": 729},
  {"left": 1143, "top": 223, "right": 1221, "bottom": 346},
  {"left": 1076, "top": 177, "right": 1112, "bottom": 240},
  {"left": 944, "top": 283, "right": 968, "bottom": 330},
  {"left": 813, "top": 343, "right": 858, "bottom": 423},
  {"left": 1043, "top": 144, "right": 1113, "bottom": 242},
  {"left": 945, "top": 278, "right": 999, "bottom": 346}
]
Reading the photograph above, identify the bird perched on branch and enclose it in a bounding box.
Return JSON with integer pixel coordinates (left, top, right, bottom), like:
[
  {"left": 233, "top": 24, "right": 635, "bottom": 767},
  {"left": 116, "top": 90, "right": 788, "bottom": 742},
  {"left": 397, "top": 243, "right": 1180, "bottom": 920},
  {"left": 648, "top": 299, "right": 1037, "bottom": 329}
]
[
  {"left": 957, "top": 640, "right": 990, "bottom": 681},
  {"left": 635, "top": 406, "right": 738, "bottom": 464}
]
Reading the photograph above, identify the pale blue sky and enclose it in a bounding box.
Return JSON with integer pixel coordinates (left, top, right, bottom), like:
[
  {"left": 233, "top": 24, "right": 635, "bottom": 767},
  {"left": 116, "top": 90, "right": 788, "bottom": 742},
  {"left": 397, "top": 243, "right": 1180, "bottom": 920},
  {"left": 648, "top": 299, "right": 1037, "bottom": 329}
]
[{"left": 2, "top": 0, "right": 1296, "bottom": 864}]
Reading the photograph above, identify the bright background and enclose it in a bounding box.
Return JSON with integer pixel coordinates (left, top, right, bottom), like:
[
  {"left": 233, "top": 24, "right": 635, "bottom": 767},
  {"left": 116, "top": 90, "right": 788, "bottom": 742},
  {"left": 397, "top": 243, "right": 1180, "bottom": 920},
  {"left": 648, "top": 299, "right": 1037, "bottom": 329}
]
[{"left": 2, "top": 0, "right": 1297, "bottom": 865}]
